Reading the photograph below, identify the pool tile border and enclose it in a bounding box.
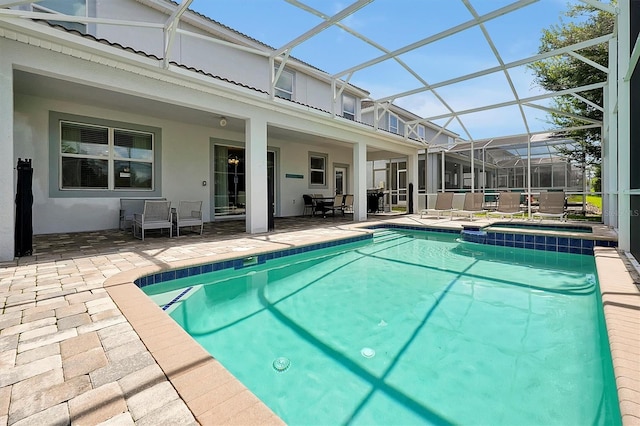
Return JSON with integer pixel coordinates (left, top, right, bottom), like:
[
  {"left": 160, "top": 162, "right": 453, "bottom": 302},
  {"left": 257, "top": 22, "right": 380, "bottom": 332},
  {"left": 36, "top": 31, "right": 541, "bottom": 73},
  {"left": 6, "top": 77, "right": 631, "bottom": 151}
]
[
  {"left": 134, "top": 234, "right": 371, "bottom": 288},
  {"left": 459, "top": 229, "right": 616, "bottom": 255},
  {"left": 135, "top": 223, "right": 619, "bottom": 294},
  {"left": 366, "top": 223, "right": 617, "bottom": 256}
]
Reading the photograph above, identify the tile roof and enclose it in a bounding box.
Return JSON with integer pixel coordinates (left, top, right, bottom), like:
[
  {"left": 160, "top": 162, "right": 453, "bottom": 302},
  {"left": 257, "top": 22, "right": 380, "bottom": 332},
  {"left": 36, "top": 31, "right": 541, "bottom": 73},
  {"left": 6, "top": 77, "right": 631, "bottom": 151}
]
[
  {"left": 159, "top": 0, "right": 369, "bottom": 95},
  {"left": 39, "top": 20, "right": 268, "bottom": 95}
]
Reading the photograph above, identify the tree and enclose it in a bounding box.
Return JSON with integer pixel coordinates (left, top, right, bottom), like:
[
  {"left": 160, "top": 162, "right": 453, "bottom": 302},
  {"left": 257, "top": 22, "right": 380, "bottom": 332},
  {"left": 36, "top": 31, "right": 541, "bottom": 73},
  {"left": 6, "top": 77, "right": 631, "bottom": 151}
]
[{"left": 528, "top": 3, "right": 615, "bottom": 193}]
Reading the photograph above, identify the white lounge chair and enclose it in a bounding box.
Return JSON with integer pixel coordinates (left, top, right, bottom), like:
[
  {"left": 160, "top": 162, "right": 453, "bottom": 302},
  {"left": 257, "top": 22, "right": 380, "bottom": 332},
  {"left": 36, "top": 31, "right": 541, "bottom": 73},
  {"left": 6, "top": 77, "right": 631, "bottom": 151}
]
[
  {"left": 174, "top": 200, "right": 203, "bottom": 236},
  {"left": 532, "top": 192, "right": 567, "bottom": 221},
  {"left": 452, "top": 193, "right": 487, "bottom": 221},
  {"left": 420, "top": 192, "right": 456, "bottom": 219},
  {"left": 487, "top": 192, "right": 524, "bottom": 220},
  {"left": 133, "top": 200, "right": 172, "bottom": 241}
]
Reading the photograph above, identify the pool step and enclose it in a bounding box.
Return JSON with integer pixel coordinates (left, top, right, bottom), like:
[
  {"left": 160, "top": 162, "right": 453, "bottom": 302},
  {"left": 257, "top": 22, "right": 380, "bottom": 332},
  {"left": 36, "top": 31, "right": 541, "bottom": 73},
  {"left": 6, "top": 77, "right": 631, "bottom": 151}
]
[{"left": 373, "top": 230, "right": 409, "bottom": 244}]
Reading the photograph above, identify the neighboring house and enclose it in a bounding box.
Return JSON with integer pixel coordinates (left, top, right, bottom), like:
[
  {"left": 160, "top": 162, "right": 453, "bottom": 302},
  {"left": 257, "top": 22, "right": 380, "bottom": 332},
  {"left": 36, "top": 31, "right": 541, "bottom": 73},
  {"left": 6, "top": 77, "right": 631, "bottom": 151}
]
[{"left": 0, "top": 0, "right": 427, "bottom": 261}]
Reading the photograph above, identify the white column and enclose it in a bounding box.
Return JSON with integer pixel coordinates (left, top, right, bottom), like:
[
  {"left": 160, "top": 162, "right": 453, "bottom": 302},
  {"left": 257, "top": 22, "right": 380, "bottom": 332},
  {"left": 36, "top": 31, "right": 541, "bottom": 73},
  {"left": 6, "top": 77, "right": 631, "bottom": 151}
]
[
  {"left": 0, "top": 60, "right": 14, "bottom": 261},
  {"left": 245, "top": 116, "right": 268, "bottom": 234},
  {"left": 527, "top": 135, "right": 532, "bottom": 217},
  {"left": 618, "top": 0, "right": 631, "bottom": 251},
  {"left": 605, "top": 38, "right": 618, "bottom": 228},
  {"left": 352, "top": 141, "right": 367, "bottom": 221},
  {"left": 407, "top": 151, "right": 419, "bottom": 214},
  {"left": 441, "top": 151, "right": 445, "bottom": 192},
  {"left": 470, "top": 141, "right": 475, "bottom": 192}
]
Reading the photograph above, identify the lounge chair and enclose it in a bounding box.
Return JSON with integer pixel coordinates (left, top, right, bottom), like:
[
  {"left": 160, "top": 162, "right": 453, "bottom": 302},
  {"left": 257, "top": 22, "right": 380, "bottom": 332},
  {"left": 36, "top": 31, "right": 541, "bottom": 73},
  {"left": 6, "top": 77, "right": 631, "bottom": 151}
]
[
  {"left": 419, "top": 192, "right": 456, "bottom": 219},
  {"left": 487, "top": 192, "right": 524, "bottom": 220},
  {"left": 133, "top": 200, "right": 172, "bottom": 241},
  {"left": 531, "top": 192, "right": 567, "bottom": 221},
  {"left": 174, "top": 200, "right": 203, "bottom": 236},
  {"left": 451, "top": 193, "right": 487, "bottom": 221}
]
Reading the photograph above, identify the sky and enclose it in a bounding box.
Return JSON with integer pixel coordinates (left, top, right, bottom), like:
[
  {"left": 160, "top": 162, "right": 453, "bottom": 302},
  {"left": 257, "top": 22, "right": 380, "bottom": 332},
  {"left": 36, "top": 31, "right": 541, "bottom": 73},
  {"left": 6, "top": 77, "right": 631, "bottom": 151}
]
[{"left": 188, "top": 0, "right": 606, "bottom": 141}]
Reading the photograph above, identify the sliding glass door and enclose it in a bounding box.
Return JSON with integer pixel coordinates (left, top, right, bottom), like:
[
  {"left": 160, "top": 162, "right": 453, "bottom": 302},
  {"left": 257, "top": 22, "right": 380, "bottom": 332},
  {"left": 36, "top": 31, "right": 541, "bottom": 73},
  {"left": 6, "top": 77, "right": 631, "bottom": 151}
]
[{"left": 212, "top": 144, "right": 276, "bottom": 218}]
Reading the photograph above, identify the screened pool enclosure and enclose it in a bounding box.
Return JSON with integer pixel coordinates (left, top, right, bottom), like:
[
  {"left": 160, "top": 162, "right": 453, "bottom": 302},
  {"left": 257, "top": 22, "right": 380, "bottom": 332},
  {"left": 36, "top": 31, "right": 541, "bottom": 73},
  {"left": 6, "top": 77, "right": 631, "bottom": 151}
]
[{"left": 418, "top": 132, "right": 597, "bottom": 216}]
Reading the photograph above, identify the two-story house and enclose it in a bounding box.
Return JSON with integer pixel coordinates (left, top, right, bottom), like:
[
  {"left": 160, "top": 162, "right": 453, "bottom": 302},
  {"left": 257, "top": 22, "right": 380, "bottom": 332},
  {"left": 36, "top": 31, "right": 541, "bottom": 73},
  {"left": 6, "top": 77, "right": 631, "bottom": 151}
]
[{"left": 0, "top": 0, "right": 430, "bottom": 261}]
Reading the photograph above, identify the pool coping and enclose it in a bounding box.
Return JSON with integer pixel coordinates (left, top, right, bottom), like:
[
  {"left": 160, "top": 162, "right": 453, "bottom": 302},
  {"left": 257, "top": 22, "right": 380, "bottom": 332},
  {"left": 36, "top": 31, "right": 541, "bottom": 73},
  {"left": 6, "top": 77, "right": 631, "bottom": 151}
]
[
  {"left": 103, "top": 221, "right": 639, "bottom": 424},
  {"left": 103, "top": 229, "right": 373, "bottom": 425}
]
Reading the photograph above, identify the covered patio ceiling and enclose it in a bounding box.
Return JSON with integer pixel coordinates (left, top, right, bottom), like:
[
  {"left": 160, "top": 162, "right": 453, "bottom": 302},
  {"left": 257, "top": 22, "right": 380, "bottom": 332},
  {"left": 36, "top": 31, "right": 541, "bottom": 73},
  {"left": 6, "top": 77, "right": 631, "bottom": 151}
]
[{"left": 13, "top": 70, "right": 397, "bottom": 157}]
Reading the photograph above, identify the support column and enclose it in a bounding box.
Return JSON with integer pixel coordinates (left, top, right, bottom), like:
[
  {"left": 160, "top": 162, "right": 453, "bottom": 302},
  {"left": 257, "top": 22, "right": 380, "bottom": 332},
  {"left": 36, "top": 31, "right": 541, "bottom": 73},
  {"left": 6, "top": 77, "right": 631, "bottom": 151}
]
[
  {"left": 0, "top": 61, "right": 14, "bottom": 261},
  {"left": 245, "top": 116, "right": 268, "bottom": 234},
  {"left": 441, "top": 151, "right": 445, "bottom": 192},
  {"left": 618, "top": 0, "right": 631, "bottom": 251},
  {"left": 353, "top": 141, "right": 367, "bottom": 221},
  {"left": 407, "top": 151, "right": 419, "bottom": 214},
  {"left": 605, "top": 37, "right": 618, "bottom": 228}
]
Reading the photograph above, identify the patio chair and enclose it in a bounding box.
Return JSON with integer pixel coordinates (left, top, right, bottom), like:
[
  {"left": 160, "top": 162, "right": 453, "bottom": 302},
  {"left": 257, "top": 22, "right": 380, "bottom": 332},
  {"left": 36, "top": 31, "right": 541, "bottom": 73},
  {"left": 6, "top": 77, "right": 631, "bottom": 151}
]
[
  {"left": 419, "top": 192, "right": 456, "bottom": 219},
  {"left": 174, "top": 200, "right": 203, "bottom": 236},
  {"left": 531, "top": 192, "right": 567, "bottom": 221},
  {"left": 343, "top": 194, "right": 354, "bottom": 213},
  {"left": 452, "top": 193, "right": 487, "bottom": 221},
  {"left": 323, "top": 194, "right": 347, "bottom": 217},
  {"left": 133, "top": 200, "right": 172, "bottom": 241},
  {"left": 487, "top": 192, "right": 525, "bottom": 220},
  {"left": 302, "top": 194, "right": 315, "bottom": 216}
]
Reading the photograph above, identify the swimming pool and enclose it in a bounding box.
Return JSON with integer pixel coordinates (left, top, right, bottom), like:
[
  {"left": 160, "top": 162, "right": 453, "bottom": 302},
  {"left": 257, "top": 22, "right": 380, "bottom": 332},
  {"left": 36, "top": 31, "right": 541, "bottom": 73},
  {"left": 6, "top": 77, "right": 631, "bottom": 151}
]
[{"left": 143, "top": 229, "right": 620, "bottom": 425}]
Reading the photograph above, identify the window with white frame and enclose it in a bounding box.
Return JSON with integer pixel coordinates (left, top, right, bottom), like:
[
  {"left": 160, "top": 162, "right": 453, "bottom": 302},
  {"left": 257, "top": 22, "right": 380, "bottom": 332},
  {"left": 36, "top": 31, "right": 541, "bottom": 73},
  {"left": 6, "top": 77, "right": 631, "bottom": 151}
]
[
  {"left": 309, "top": 153, "right": 327, "bottom": 187},
  {"left": 33, "top": 0, "right": 87, "bottom": 32},
  {"left": 60, "top": 121, "right": 154, "bottom": 190},
  {"left": 342, "top": 94, "right": 356, "bottom": 120},
  {"left": 389, "top": 114, "right": 399, "bottom": 134},
  {"left": 274, "top": 67, "right": 294, "bottom": 100},
  {"left": 418, "top": 124, "right": 426, "bottom": 140}
]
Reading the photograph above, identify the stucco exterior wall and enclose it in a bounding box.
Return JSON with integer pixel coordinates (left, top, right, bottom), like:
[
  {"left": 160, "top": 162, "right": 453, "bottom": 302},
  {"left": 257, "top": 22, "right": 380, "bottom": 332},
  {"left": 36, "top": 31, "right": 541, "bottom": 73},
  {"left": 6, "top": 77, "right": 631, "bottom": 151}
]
[
  {"left": 14, "top": 90, "right": 356, "bottom": 234},
  {"left": 14, "top": 93, "right": 214, "bottom": 234},
  {"left": 90, "top": 0, "right": 342, "bottom": 115}
]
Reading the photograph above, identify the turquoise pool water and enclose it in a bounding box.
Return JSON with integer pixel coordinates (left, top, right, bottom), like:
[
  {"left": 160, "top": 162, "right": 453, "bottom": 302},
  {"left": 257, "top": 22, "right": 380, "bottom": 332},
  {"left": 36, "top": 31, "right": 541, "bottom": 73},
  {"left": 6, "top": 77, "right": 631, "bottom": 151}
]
[{"left": 143, "top": 230, "right": 620, "bottom": 425}]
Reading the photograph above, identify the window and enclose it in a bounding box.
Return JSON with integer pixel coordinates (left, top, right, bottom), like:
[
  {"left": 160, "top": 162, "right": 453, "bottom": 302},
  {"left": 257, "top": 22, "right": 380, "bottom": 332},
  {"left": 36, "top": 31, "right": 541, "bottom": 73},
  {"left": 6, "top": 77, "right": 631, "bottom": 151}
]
[
  {"left": 342, "top": 94, "right": 356, "bottom": 120},
  {"left": 418, "top": 124, "right": 426, "bottom": 140},
  {"left": 389, "top": 114, "right": 399, "bottom": 134},
  {"left": 60, "top": 121, "right": 154, "bottom": 191},
  {"left": 33, "top": 0, "right": 87, "bottom": 32},
  {"left": 309, "top": 153, "right": 327, "bottom": 187},
  {"left": 274, "top": 67, "right": 294, "bottom": 100}
]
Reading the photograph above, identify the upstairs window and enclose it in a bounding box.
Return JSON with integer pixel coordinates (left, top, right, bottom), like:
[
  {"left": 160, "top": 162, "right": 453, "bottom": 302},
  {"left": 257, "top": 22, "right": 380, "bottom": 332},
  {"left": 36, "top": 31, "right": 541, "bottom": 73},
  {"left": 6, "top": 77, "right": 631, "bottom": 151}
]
[
  {"left": 418, "top": 124, "right": 426, "bottom": 140},
  {"left": 33, "top": 0, "right": 87, "bottom": 33},
  {"left": 389, "top": 114, "right": 399, "bottom": 134},
  {"left": 342, "top": 94, "right": 356, "bottom": 120},
  {"left": 274, "top": 67, "right": 294, "bottom": 100}
]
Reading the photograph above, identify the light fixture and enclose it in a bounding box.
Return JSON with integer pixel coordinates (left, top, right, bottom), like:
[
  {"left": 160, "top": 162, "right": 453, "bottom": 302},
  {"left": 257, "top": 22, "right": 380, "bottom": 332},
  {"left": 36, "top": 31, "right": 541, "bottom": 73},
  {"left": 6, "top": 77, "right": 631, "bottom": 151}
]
[{"left": 219, "top": 117, "right": 227, "bottom": 127}]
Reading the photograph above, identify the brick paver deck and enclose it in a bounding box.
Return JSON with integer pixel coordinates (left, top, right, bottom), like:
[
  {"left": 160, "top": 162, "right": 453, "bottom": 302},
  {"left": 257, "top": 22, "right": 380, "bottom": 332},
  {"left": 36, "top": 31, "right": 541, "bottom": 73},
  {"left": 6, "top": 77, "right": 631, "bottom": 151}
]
[{"left": 0, "top": 215, "right": 638, "bottom": 425}]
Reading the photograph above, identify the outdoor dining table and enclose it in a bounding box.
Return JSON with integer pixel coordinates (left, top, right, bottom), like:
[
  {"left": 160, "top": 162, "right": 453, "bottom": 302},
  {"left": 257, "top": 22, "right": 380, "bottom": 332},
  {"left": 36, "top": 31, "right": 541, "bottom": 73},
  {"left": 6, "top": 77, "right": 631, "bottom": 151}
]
[{"left": 312, "top": 196, "right": 336, "bottom": 217}]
